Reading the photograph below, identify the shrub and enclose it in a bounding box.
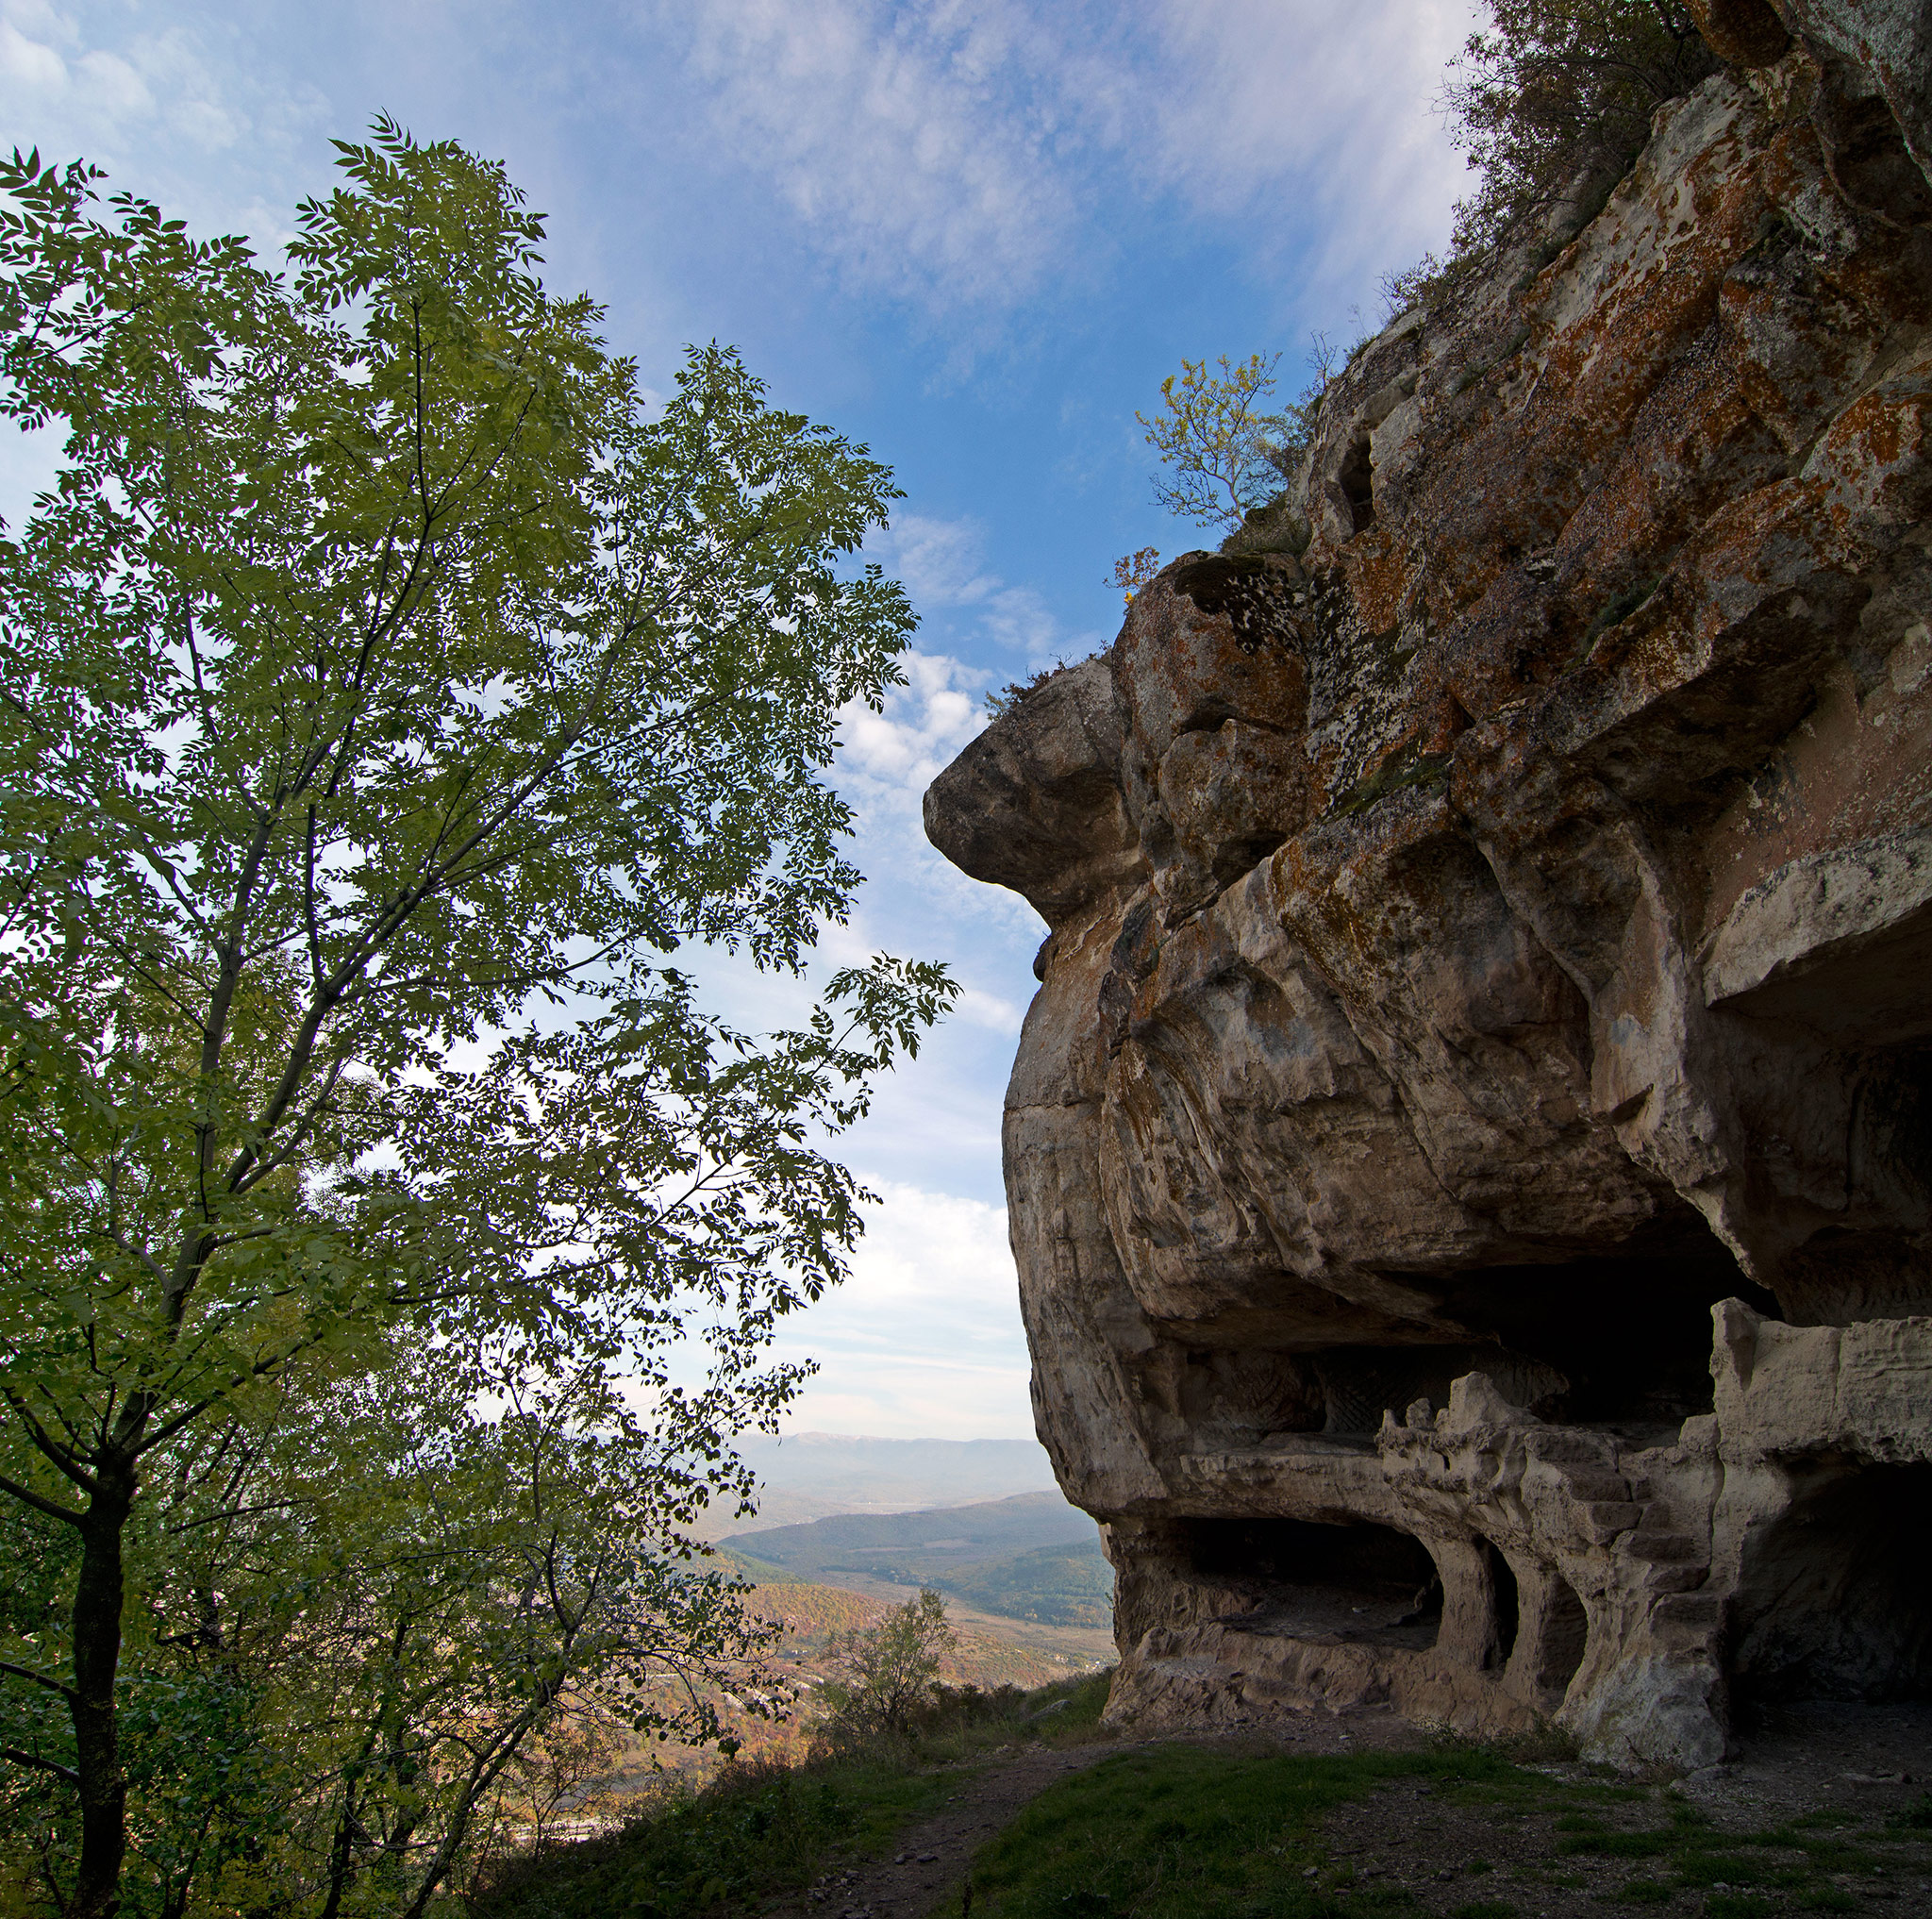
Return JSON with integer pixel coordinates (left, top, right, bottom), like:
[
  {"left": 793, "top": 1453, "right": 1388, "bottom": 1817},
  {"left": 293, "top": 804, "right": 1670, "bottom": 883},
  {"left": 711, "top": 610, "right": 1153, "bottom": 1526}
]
[
  {"left": 815, "top": 1590, "right": 956, "bottom": 1745},
  {"left": 1441, "top": 0, "right": 1720, "bottom": 269}
]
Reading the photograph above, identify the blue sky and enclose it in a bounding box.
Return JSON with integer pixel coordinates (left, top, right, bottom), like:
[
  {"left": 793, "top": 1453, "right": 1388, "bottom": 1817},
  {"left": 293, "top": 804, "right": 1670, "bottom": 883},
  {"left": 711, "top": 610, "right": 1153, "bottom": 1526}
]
[{"left": 3, "top": 0, "right": 1481, "bottom": 1440}]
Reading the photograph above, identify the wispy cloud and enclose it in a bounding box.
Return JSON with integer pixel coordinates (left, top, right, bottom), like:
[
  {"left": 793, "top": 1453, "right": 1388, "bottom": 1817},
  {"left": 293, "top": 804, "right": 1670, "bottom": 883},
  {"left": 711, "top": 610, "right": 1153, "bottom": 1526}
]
[
  {"left": 0, "top": 0, "right": 328, "bottom": 251},
  {"left": 657, "top": 0, "right": 1080, "bottom": 309},
  {"left": 885, "top": 512, "right": 1002, "bottom": 609},
  {"left": 643, "top": 0, "right": 1481, "bottom": 320},
  {"left": 867, "top": 512, "right": 1106, "bottom": 677}
]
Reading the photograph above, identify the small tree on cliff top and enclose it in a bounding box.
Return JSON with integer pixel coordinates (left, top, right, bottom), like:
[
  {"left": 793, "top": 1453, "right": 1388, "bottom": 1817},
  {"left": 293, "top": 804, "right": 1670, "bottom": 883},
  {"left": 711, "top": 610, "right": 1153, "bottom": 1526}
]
[
  {"left": 0, "top": 125, "right": 951, "bottom": 1916},
  {"left": 1442, "top": 0, "right": 1718, "bottom": 266},
  {"left": 1135, "top": 351, "right": 1289, "bottom": 530}
]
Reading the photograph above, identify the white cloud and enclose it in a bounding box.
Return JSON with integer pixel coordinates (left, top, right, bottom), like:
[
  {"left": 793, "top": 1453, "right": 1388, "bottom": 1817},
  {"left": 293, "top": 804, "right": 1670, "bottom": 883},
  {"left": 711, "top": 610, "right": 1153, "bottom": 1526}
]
[
  {"left": 75, "top": 47, "right": 153, "bottom": 121},
  {"left": 838, "top": 648, "right": 987, "bottom": 796},
  {"left": 647, "top": 0, "right": 1482, "bottom": 319},
  {"left": 0, "top": 1, "right": 327, "bottom": 257},
  {"left": 956, "top": 985, "right": 1024, "bottom": 1035},
  {"left": 865, "top": 513, "right": 1107, "bottom": 686},
  {"left": 768, "top": 1180, "right": 1034, "bottom": 1439},
  {"left": 658, "top": 0, "right": 1078, "bottom": 309},
  {"left": 885, "top": 512, "right": 1000, "bottom": 609},
  {"left": 980, "top": 584, "right": 1063, "bottom": 660},
  {"left": 1140, "top": 2, "right": 1470, "bottom": 202},
  {"left": 1, "top": 16, "right": 67, "bottom": 92}
]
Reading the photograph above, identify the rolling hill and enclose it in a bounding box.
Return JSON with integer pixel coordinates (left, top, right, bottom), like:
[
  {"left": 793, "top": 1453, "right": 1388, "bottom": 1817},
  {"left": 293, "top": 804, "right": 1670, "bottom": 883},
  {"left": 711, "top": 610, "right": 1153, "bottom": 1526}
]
[{"left": 724, "top": 1491, "right": 1113, "bottom": 1629}]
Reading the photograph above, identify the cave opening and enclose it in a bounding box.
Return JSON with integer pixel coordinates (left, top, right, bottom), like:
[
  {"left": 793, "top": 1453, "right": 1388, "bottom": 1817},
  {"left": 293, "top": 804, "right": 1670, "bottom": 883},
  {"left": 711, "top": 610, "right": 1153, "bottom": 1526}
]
[
  {"left": 1399, "top": 1202, "right": 1782, "bottom": 1428},
  {"left": 1730, "top": 1459, "right": 1932, "bottom": 1704},
  {"left": 1482, "top": 1542, "right": 1520, "bottom": 1672},
  {"left": 1181, "top": 1514, "right": 1441, "bottom": 1648},
  {"left": 1533, "top": 1571, "right": 1591, "bottom": 1701},
  {"left": 1339, "top": 435, "right": 1376, "bottom": 534},
  {"left": 1312, "top": 1345, "right": 1560, "bottom": 1436}
]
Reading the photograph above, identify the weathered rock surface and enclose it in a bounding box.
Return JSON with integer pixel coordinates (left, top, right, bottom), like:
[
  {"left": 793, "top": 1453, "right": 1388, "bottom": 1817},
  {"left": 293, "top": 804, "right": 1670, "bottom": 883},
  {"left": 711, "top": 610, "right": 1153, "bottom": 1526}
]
[{"left": 924, "top": 1, "right": 1932, "bottom": 1768}]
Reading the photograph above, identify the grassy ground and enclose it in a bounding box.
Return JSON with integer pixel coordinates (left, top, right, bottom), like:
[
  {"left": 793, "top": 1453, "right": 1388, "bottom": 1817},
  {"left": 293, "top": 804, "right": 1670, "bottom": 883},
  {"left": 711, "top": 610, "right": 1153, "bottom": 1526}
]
[
  {"left": 933, "top": 1744, "right": 1932, "bottom": 1919},
  {"left": 467, "top": 1672, "right": 1112, "bottom": 1919}
]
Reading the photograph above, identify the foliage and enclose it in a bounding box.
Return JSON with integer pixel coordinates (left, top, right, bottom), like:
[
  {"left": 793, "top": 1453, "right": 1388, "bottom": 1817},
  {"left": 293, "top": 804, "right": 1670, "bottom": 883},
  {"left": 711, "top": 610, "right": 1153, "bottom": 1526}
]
[
  {"left": 1441, "top": 0, "right": 1719, "bottom": 273},
  {"left": 0, "top": 1361, "right": 790, "bottom": 1918},
  {"left": 470, "top": 1672, "right": 1110, "bottom": 1919},
  {"left": 1136, "top": 353, "right": 1295, "bottom": 530},
  {"left": 0, "top": 121, "right": 952, "bottom": 1917},
  {"left": 1108, "top": 547, "right": 1160, "bottom": 609},
  {"left": 816, "top": 1590, "right": 955, "bottom": 1744},
  {"left": 982, "top": 663, "right": 1066, "bottom": 720}
]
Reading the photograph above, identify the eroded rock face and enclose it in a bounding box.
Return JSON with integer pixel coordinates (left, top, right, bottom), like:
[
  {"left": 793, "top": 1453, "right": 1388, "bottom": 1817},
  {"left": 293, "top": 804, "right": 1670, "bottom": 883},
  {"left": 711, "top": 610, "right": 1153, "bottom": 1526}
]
[{"left": 924, "top": 7, "right": 1932, "bottom": 1768}]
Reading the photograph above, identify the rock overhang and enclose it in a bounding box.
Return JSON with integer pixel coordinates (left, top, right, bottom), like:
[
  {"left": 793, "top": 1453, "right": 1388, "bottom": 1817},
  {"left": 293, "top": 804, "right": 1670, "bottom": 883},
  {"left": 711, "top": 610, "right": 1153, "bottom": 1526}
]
[{"left": 924, "top": 1, "right": 1932, "bottom": 1769}]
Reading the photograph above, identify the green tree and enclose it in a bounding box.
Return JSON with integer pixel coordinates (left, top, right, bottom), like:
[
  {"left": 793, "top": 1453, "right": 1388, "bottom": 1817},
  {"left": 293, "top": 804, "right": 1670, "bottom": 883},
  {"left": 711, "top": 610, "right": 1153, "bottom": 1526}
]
[
  {"left": 1443, "top": 0, "right": 1717, "bottom": 263},
  {"left": 0, "top": 123, "right": 951, "bottom": 1916},
  {"left": 1136, "top": 352, "right": 1289, "bottom": 530},
  {"left": 94, "top": 1355, "right": 774, "bottom": 1917},
  {"left": 819, "top": 1590, "right": 955, "bottom": 1743}
]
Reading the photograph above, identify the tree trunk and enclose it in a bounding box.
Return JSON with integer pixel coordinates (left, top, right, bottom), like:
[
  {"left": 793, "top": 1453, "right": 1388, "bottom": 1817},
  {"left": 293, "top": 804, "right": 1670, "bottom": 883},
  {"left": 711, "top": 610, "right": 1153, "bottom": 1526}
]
[{"left": 71, "top": 1462, "right": 134, "bottom": 1919}]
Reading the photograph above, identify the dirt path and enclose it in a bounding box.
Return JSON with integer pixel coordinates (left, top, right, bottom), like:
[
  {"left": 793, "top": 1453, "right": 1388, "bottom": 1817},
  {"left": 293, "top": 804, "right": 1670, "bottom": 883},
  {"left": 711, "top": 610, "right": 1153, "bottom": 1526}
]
[
  {"left": 766, "top": 1742, "right": 1111, "bottom": 1919},
  {"left": 764, "top": 1705, "right": 1429, "bottom": 1919}
]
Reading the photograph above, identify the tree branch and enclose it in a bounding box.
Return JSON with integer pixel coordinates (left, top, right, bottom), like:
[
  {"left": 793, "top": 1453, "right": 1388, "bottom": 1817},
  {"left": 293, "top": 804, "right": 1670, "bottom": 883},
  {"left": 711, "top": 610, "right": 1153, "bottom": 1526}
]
[{"left": 1, "top": 1745, "right": 79, "bottom": 1784}]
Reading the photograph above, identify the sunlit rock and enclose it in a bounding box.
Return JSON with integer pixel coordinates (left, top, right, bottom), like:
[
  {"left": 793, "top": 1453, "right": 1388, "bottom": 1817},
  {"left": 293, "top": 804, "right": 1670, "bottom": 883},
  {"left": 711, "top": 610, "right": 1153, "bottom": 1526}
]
[{"left": 924, "top": 0, "right": 1932, "bottom": 1769}]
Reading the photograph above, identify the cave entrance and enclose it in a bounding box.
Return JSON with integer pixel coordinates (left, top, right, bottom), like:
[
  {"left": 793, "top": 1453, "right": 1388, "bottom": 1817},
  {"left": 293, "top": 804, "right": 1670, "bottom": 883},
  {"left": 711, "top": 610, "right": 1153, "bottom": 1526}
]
[
  {"left": 1407, "top": 1202, "right": 1780, "bottom": 1428},
  {"left": 1312, "top": 1345, "right": 1561, "bottom": 1437},
  {"left": 1530, "top": 1571, "right": 1590, "bottom": 1701},
  {"left": 1339, "top": 434, "right": 1375, "bottom": 534},
  {"left": 1730, "top": 1459, "right": 1932, "bottom": 1704},
  {"left": 1482, "top": 1542, "right": 1520, "bottom": 1672},
  {"left": 1181, "top": 1515, "right": 1441, "bottom": 1649}
]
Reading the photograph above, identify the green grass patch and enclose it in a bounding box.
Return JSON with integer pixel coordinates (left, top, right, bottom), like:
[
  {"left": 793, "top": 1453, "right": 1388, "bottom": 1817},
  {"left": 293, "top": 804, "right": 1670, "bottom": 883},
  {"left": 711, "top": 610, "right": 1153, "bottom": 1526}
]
[
  {"left": 1557, "top": 1821, "right": 1675, "bottom": 1859},
  {"left": 473, "top": 1673, "right": 1108, "bottom": 1919},
  {"left": 934, "top": 1741, "right": 1533, "bottom": 1918},
  {"left": 471, "top": 1754, "right": 955, "bottom": 1919},
  {"left": 934, "top": 1735, "right": 1932, "bottom": 1919},
  {"left": 471, "top": 1754, "right": 946, "bottom": 1916},
  {"left": 1790, "top": 1808, "right": 1860, "bottom": 1830},
  {"left": 1671, "top": 1849, "right": 1778, "bottom": 1887}
]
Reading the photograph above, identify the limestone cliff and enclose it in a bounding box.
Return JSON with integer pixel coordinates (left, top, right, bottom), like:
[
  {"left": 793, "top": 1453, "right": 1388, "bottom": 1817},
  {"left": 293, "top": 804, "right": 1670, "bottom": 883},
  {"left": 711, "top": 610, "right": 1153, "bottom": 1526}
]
[{"left": 924, "top": 0, "right": 1932, "bottom": 1768}]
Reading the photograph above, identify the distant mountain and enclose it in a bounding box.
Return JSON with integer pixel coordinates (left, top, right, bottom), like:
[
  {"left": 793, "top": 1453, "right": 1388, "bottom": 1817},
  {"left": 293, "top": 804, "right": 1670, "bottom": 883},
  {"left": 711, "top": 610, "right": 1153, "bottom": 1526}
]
[
  {"left": 701, "top": 1432, "right": 1061, "bottom": 1535},
  {"left": 722, "top": 1489, "right": 1113, "bottom": 1629},
  {"left": 728, "top": 1488, "right": 1091, "bottom": 1570}
]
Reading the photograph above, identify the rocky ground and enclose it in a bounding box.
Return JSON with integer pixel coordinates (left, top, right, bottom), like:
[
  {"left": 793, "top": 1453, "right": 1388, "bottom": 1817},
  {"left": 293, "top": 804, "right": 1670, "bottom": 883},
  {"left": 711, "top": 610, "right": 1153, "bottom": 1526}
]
[{"left": 1317, "top": 1699, "right": 1932, "bottom": 1915}]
